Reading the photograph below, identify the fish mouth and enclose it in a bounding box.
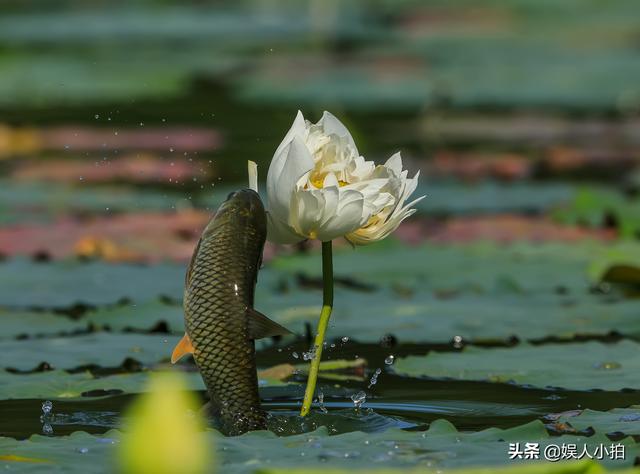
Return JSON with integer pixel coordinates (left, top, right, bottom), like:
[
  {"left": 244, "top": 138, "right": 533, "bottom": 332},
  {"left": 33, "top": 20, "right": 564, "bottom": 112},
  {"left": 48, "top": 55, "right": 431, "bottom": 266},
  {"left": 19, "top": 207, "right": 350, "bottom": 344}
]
[{"left": 224, "top": 188, "right": 265, "bottom": 216}]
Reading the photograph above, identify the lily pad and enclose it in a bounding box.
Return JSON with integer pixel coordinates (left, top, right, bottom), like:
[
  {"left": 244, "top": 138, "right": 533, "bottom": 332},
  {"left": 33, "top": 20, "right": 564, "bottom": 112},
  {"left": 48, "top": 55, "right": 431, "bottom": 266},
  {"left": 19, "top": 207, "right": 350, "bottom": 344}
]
[
  {"left": 265, "top": 290, "right": 640, "bottom": 344},
  {"left": 84, "top": 300, "right": 184, "bottom": 334},
  {"left": 551, "top": 408, "right": 640, "bottom": 437},
  {"left": 0, "top": 181, "right": 184, "bottom": 216},
  {"left": 1, "top": 419, "right": 636, "bottom": 473},
  {"left": 3, "top": 241, "right": 639, "bottom": 309},
  {"left": 393, "top": 340, "right": 640, "bottom": 391},
  {"left": 416, "top": 181, "right": 575, "bottom": 215},
  {"left": 0, "top": 333, "right": 179, "bottom": 371},
  {"left": 0, "top": 360, "right": 361, "bottom": 401},
  {"left": 0, "top": 259, "right": 184, "bottom": 307},
  {"left": 0, "top": 430, "right": 121, "bottom": 473},
  {"left": 271, "top": 241, "right": 640, "bottom": 293},
  {"left": 0, "top": 308, "right": 86, "bottom": 340},
  {"left": 261, "top": 460, "right": 635, "bottom": 473},
  {"left": 0, "top": 371, "right": 203, "bottom": 400}
]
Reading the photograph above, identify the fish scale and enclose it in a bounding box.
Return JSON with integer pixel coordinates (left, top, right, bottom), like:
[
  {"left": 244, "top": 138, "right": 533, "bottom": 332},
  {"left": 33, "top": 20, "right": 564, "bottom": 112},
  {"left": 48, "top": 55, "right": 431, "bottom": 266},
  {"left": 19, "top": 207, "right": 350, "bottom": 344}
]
[{"left": 183, "top": 189, "right": 268, "bottom": 435}]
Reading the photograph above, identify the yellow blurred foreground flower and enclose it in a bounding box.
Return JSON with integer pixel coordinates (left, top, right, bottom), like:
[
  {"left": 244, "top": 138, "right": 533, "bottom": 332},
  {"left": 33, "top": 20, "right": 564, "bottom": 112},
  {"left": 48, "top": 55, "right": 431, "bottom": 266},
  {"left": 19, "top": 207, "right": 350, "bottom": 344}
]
[
  {"left": 266, "top": 110, "right": 424, "bottom": 244},
  {"left": 118, "top": 371, "right": 210, "bottom": 474}
]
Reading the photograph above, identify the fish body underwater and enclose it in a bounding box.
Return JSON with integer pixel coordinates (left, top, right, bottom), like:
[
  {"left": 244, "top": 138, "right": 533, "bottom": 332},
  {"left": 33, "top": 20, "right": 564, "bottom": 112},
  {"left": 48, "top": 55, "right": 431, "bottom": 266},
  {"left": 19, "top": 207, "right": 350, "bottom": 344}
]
[{"left": 172, "top": 189, "right": 291, "bottom": 435}]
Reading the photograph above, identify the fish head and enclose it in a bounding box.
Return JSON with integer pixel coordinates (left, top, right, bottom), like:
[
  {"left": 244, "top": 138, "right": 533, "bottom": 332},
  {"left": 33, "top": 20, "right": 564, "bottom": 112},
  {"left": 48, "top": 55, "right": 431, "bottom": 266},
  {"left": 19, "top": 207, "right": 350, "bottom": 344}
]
[{"left": 214, "top": 188, "right": 266, "bottom": 232}]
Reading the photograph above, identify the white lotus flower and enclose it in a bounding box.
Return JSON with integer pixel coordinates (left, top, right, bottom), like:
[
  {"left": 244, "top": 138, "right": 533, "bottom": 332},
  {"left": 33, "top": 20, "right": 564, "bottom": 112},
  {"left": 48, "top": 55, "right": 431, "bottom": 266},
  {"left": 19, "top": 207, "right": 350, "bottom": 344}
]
[{"left": 266, "top": 111, "right": 424, "bottom": 244}]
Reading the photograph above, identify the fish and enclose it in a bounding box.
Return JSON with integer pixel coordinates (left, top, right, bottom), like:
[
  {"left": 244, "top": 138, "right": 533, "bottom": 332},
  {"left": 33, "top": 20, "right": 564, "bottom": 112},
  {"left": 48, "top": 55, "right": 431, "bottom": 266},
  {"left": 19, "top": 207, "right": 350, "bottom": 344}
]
[{"left": 171, "top": 188, "right": 292, "bottom": 435}]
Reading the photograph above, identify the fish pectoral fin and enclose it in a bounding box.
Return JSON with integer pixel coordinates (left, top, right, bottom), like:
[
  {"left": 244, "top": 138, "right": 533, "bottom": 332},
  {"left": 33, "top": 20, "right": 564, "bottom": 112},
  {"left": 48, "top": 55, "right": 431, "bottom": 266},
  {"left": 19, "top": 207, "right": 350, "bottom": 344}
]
[
  {"left": 247, "top": 308, "right": 294, "bottom": 340},
  {"left": 171, "top": 333, "right": 194, "bottom": 364}
]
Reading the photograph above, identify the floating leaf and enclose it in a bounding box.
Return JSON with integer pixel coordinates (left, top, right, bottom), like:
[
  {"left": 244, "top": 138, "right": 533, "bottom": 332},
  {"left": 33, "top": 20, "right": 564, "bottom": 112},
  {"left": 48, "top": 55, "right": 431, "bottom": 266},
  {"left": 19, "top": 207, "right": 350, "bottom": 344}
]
[
  {"left": 0, "top": 333, "right": 179, "bottom": 371},
  {"left": 0, "top": 359, "right": 361, "bottom": 400},
  {"left": 550, "top": 408, "right": 640, "bottom": 437},
  {"left": 0, "top": 308, "right": 86, "bottom": 340},
  {"left": 0, "top": 259, "right": 184, "bottom": 307},
  {"left": 0, "top": 370, "right": 203, "bottom": 401},
  {"left": 394, "top": 341, "right": 640, "bottom": 391},
  {"left": 2, "top": 419, "right": 635, "bottom": 473}
]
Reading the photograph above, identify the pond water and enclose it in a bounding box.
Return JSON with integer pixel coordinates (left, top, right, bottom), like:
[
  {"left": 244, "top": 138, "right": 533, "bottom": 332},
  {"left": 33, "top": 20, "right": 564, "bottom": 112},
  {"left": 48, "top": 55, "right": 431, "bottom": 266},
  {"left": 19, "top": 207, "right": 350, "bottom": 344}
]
[{"left": 4, "top": 338, "right": 640, "bottom": 441}]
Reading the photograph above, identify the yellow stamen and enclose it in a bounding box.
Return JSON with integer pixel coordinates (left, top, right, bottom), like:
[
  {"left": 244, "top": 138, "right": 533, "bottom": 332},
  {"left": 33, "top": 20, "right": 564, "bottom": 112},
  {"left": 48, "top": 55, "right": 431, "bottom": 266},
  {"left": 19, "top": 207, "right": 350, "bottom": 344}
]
[
  {"left": 310, "top": 175, "right": 324, "bottom": 188},
  {"left": 309, "top": 172, "right": 349, "bottom": 188}
]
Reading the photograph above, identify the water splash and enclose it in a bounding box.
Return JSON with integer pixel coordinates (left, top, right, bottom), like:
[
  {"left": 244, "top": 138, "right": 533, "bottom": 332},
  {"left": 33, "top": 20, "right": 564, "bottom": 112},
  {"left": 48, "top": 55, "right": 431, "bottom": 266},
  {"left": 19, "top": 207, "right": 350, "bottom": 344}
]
[
  {"left": 351, "top": 391, "right": 367, "bottom": 409},
  {"left": 42, "top": 400, "right": 53, "bottom": 415},
  {"left": 368, "top": 368, "right": 382, "bottom": 389},
  {"left": 384, "top": 355, "right": 395, "bottom": 365},
  {"left": 303, "top": 345, "right": 317, "bottom": 361},
  {"left": 41, "top": 400, "right": 54, "bottom": 435},
  {"left": 317, "top": 390, "right": 328, "bottom": 414}
]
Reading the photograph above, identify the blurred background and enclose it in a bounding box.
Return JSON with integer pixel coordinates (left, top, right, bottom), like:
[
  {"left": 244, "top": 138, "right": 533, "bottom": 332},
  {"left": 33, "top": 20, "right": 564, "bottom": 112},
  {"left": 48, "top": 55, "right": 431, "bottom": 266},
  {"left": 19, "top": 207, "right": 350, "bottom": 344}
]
[{"left": 1, "top": 0, "right": 639, "bottom": 263}]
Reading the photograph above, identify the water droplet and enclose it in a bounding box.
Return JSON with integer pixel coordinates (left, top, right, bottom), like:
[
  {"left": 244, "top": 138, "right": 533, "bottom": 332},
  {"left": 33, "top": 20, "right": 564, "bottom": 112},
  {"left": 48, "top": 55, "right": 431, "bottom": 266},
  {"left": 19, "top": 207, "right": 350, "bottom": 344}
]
[
  {"left": 42, "top": 423, "right": 53, "bottom": 435},
  {"left": 303, "top": 345, "right": 317, "bottom": 361},
  {"left": 42, "top": 400, "right": 53, "bottom": 415},
  {"left": 368, "top": 368, "right": 382, "bottom": 388},
  {"left": 292, "top": 352, "right": 299, "bottom": 359},
  {"left": 341, "top": 336, "right": 349, "bottom": 343},
  {"left": 79, "top": 176, "right": 84, "bottom": 181},
  {"left": 77, "top": 447, "right": 89, "bottom": 454},
  {"left": 94, "top": 114, "right": 100, "bottom": 119},
  {"left": 350, "top": 391, "right": 366, "bottom": 409},
  {"left": 318, "top": 390, "right": 328, "bottom": 414},
  {"left": 384, "top": 355, "right": 395, "bottom": 365},
  {"left": 453, "top": 335, "right": 464, "bottom": 349}
]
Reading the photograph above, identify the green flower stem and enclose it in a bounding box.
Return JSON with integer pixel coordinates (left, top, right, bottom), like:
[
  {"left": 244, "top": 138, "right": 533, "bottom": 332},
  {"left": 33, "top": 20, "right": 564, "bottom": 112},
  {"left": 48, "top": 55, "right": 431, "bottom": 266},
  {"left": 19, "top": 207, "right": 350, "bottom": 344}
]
[{"left": 300, "top": 240, "right": 334, "bottom": 417}]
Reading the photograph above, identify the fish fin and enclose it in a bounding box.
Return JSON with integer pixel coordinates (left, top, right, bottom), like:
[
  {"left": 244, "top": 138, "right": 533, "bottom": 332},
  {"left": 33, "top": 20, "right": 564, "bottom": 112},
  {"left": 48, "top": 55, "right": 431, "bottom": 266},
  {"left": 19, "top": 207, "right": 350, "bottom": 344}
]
[
  {"left": 247, "top": 308, "right": 294, "bottom": 340},
  {"left": 171, "top": 333, "right": 194, "bottom": 363}
]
